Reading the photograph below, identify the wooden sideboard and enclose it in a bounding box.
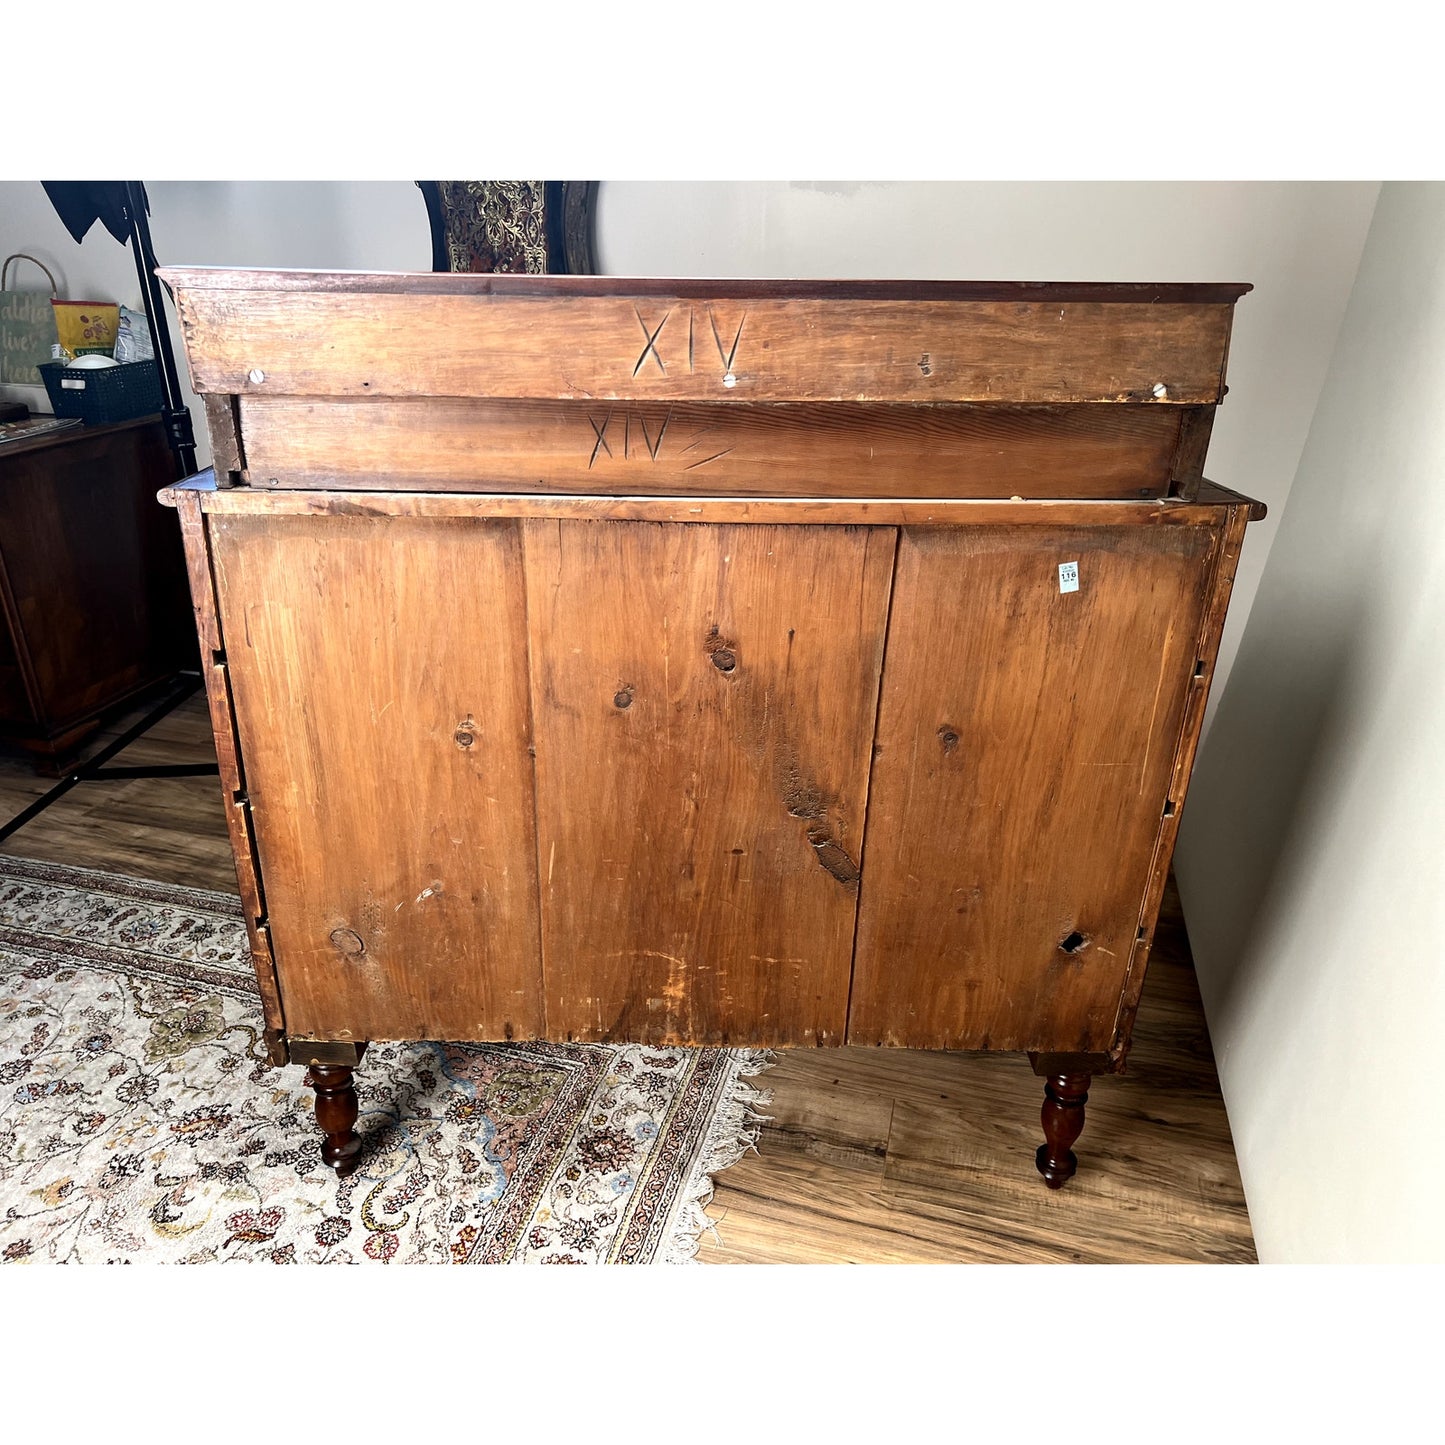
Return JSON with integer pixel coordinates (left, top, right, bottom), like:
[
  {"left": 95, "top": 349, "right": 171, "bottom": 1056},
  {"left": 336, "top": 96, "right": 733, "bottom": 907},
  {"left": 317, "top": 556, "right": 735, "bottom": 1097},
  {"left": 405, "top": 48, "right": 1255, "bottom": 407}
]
[
  {"left": 160, "top": 269, "right": 1263, "bottom": 1189},
  {"left": 0, "top": 415, "right": 194, "bottom": 770}
]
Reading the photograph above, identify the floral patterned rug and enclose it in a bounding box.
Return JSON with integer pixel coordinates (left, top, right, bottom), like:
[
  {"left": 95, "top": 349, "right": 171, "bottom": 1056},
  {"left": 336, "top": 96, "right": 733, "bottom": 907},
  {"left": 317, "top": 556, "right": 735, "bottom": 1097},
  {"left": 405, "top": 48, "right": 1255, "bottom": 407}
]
[{"left": 0, "top": 857, "right": 771, "bottom": 1264}]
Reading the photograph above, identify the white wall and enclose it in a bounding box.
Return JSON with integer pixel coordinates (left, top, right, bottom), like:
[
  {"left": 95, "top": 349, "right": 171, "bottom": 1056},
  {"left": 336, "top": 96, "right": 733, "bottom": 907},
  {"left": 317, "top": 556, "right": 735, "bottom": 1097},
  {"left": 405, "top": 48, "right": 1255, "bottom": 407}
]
[
  {"left": 0, "top": 181, "right": 430, "bottom": 461},
  {"left": 1174, "top": 182, "right": 1445, "bottom": 1261},
  {"left": 599, "top": 181, "right": 1380, "bottom": 709}
]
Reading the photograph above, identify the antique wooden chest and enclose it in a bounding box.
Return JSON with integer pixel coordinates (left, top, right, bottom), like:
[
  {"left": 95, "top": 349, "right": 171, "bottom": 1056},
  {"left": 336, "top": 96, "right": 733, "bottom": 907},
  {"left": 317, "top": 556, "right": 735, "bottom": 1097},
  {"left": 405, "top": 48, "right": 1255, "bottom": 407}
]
[{"left": 159, "top": 269, "right": 1262, "bottom": 1188}]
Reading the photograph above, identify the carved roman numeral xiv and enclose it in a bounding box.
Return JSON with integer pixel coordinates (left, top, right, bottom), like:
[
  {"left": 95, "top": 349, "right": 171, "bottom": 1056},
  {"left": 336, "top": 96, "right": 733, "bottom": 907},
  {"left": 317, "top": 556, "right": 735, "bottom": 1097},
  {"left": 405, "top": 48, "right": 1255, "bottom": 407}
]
[
  {"left": 584, "top": 408, "right": 732, "bottom": 470},
  {"left": 633, "top": 309, "right": 670, "bottom": 376},
  {"left": 628, "top": 305, "right": 747, "bottom": 382}
]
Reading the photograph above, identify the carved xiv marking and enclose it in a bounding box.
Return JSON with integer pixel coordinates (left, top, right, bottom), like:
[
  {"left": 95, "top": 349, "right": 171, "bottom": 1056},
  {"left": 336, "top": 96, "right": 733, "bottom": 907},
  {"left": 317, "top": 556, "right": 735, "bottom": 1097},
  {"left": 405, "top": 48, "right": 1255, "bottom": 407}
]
[
  {"left": 584, "top": 408, "right": 732, "bottom": 469},
  {"left": 626, "top": 305, "right": 746, "bottom": 381},
  {"left": 588, "top": 412, "right": 614, "bottom": 468},
  {"left": 633, "top": 308, "right": 670, "bottom": 376},
  {"left": 708, "top": 307, "right": 745, "bottom": 377},
  {"left": 638, "top": 409, "right": 671, "bottom": 460}
]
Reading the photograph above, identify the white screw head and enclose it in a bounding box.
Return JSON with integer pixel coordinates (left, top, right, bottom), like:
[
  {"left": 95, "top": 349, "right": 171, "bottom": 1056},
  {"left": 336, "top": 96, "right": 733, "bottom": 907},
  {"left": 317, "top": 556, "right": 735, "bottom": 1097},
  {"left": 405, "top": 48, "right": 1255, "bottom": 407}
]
[
  {"left": 248, "top": 368, "right": 266, "bottom": 385},
  {"left": 723, "top": 372, "right": 737, "bottom": 388},
  {"left": 1152, "top": 382, "right": 1168, "bottom": 398}
]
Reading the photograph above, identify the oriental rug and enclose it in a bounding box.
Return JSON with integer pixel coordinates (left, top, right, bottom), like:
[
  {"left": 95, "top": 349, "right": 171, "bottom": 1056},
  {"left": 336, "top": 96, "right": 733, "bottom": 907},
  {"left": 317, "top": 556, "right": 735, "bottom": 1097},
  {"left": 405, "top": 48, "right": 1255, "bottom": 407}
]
[{"left": 0, "top": 857, "right": 771, "bottom": 1264}]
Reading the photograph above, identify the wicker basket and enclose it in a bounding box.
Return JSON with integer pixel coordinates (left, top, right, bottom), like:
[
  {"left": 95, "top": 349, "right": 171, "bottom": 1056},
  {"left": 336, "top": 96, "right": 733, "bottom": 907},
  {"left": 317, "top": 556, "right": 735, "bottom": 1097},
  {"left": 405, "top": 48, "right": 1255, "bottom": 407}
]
[{"left": 38, "top": 359, "right": 163, "bottom": 426}]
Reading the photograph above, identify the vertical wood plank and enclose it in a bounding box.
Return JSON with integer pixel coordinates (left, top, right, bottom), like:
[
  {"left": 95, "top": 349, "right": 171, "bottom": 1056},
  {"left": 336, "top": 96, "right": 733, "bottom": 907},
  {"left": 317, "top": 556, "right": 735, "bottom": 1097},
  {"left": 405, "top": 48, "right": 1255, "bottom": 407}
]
[
  {"left": 209, "top": 512, "right": 543, "bottom": 1042},
  {"left": 525, "top": 519, "right": 895, "bottom": 1046},
  {"left": 1168, "top": 406, "right": 1217, "bottom": 500},
  {"left": 849, "top": 522, "right": 1217, "bottom": 1052},
  {"left": 1110, "top": 503, "right": 1250, "bottom": 1056},
  {"left": 172, "top": 492, "right": 285, "bottom": 1035},
  {"left": 201, "top": 394, "right": 245, "bottom": 484}
]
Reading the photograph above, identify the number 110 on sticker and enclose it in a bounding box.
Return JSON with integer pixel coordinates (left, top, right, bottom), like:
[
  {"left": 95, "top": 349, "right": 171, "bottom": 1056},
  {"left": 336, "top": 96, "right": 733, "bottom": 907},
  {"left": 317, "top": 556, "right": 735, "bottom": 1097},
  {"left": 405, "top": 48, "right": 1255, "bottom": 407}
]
[{"left": 1058, "top": 561, "right": 1080, "bottom": 594}]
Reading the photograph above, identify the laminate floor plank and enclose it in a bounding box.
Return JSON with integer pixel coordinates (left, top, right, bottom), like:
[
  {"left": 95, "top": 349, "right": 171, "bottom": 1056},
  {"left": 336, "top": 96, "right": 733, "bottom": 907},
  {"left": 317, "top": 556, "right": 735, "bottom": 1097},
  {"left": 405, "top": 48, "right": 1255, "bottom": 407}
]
[
  {"left": 0, "top": 694, "right": 237, "bottom": 892},
  {"left": 0, "top": 697, "right": 1255, "bottom": 1263}
]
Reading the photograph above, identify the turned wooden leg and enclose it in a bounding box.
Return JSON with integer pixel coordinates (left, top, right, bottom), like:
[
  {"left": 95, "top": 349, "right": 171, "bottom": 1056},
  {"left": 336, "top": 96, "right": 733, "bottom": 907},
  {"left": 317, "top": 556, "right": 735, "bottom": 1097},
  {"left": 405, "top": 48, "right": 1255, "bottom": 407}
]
[
  {"left": 306, "top": 1063, "right": 363, "bottom": 1176},
  {"left": 1035, "top": 1071, "right": 1091, "bottom": 1189}
]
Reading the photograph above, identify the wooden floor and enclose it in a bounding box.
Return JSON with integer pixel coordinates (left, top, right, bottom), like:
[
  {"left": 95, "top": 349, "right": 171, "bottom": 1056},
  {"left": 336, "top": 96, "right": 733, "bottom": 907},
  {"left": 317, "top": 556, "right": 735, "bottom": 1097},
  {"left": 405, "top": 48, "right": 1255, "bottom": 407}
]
[{"left": 0, "top": 691, "right": 1255, "bottom": 1264}]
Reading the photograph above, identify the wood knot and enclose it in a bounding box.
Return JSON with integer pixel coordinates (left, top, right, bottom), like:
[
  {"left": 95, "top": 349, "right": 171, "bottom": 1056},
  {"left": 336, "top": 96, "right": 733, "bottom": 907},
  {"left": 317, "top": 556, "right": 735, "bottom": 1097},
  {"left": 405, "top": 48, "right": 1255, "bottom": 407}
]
[
  {"left": 806, "top": 828, "right": 860, "bottom": 889},
  {"left": 329, "top": 928, "right": 365, "bottom": 958},
  {"left": 703, "top": 625, "right": 738, "bottom": 674},
  {"left": 453, "top": 729, "right": 475, "bottom": 748},
  {"left": 613, "top": 686, "right": 634, "bottom": 709},
  {"left": 937, "top": 725, "right": 960, "bottom": 753}
]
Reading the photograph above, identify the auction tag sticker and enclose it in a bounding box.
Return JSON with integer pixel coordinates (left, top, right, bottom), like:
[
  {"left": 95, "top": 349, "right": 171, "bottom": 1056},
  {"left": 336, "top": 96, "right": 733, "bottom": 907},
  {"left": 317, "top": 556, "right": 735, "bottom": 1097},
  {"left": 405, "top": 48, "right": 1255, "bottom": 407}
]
[{"left": 1058, "top": 561, "right": 1079, "bottom": 594}]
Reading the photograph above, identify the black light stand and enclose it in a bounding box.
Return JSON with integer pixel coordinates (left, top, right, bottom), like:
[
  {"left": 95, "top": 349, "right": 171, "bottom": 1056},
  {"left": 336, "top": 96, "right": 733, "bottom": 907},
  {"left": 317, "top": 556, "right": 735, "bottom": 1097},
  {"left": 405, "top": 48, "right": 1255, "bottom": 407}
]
[{"left": 121, "top": 181, "right": 197, "bottom": 479}]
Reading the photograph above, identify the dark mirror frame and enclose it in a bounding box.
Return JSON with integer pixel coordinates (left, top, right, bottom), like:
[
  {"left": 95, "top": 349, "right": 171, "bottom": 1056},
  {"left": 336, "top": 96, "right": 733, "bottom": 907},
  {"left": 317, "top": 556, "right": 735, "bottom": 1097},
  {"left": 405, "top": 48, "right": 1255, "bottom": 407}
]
[{"left": 416, "top": 181, "right": 599, "bottom": 276}]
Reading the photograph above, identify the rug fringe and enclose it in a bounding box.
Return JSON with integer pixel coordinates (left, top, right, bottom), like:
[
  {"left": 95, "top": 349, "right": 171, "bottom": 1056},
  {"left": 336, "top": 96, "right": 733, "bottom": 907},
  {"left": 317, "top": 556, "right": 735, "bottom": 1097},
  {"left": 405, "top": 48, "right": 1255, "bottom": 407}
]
[{"left": 660, "top": 1048, "right": 776, "bottom": 1265}]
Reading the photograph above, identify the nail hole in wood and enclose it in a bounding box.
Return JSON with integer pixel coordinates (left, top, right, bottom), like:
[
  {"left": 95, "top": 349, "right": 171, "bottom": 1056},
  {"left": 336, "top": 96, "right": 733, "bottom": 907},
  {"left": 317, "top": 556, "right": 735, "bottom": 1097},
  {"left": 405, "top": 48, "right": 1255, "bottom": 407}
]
[
  {"left": 712, "top": 648, "right": 737, "bottom": 673},
  {"left": 1137, "top": 926, "right": 1148, "bottom": 940},
  {"left": 937, "top": 725, "right": 959, "bottom": 753},
  {"left": 1163, "top": 799, "right": 1176, "bottom": 817},
  {"left": 1059, "top": 931, "right": 1088, "bottom": 954},
  {"left": 1194, "top": 659, "right": 1207, "bottom": 677}
]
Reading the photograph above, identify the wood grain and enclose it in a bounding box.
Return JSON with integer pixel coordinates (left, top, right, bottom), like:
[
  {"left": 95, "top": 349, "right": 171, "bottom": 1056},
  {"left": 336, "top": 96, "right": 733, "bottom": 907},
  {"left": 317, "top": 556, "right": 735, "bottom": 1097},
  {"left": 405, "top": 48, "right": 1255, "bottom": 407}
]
[
  {"left": 1169, "top": 406, "right": 1217, "bottom": 500},
  {"left": 849, "top": 522, "right": 1217, "bottom": 1053},
  {"left": 524, "top": 519, "right": 895, "bottom": 1046},
  {"left": 1110, "top": 503, "right": 1251, "bottom": 1057},
  {"left": 238, "top": 397, "right": 1185, "bottom": 499},
  {"left": 1195, "top": 478, "right": 1267, "bottom": 519},
  {"left": 171, "top": 287, "right": 1236, "bottom": 405},
  {"left": 174, "top": 493, "right": 285, "bottom": 1033},
  {"left": 201, "top": 394, "right": 245, "bottom": 484},
  {"left": 184, "top": 485, "right": 1243, "bottom": 530},
  {"left": 159, "top": 270, "right": 1253, "bottom": 304},
  {"left": 207, "top": 512, "right": 543, "bottom": 1042}
]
